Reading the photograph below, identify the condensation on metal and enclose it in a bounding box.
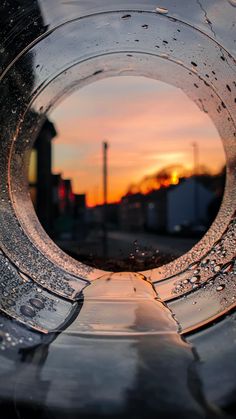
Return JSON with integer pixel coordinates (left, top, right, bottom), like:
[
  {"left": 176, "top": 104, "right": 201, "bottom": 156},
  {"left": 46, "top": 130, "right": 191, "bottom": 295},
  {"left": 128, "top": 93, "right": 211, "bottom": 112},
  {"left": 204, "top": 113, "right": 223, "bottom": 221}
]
[
  {"left": 0, "top": 1, "right": 235, "bottom": 341},
  {"left": 0, "top": 2, "right": 235, "bottom": 416}
]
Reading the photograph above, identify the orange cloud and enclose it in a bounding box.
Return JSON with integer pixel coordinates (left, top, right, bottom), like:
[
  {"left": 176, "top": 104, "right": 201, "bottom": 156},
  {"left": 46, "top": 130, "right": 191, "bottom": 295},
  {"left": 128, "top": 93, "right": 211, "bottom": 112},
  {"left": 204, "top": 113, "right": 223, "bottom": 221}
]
[{"left": 51, "top": 77, "right": 225, "bottom": 206}]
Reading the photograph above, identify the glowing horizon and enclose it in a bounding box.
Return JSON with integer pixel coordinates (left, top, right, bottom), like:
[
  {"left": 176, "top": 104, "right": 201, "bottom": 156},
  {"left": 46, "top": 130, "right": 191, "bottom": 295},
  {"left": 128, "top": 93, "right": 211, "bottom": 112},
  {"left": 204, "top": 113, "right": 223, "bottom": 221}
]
[{"left": 50, "top": 77, "right": 225, "bottom": 207}]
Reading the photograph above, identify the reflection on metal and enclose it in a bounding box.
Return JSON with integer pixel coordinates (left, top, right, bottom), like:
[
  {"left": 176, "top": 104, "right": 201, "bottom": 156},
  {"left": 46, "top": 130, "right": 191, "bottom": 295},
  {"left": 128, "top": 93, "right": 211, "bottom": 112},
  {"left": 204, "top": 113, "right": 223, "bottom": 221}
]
[
  {"left": 0, "top": 0, "right": 235, "bottom": 416},
  {"left": 0, "top": 250, "right": 78, "bottom": 333},
  {"left": 154, "top": 215, "right": 236, "bottom": 332}
]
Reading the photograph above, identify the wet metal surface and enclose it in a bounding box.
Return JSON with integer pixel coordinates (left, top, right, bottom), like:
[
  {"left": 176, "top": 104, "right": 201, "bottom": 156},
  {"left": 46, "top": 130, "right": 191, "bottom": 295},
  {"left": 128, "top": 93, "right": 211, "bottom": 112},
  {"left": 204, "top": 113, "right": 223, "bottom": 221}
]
[
  {"left": 0, "top": 1, "right": 235, "bottom": 417},
  {"left": 67, "top": 272, "right": 178, "bottom": 335},
  {"left": 0, "top": 273, "right": 227, "bottom": 418},
  {"left": 0, "top": 250, "right": 78, "bottom": 333}
]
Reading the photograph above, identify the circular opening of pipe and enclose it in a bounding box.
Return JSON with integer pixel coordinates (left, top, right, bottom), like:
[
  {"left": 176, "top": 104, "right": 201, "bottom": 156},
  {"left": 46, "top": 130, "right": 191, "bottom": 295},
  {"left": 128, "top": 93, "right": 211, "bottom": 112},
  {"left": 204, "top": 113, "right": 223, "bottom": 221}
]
[
  {"left": 28, "top": 76, "right": 226, "bottom": 271},
  {"left": 2, "top": 9, "right": 235, "bottom": 285}
]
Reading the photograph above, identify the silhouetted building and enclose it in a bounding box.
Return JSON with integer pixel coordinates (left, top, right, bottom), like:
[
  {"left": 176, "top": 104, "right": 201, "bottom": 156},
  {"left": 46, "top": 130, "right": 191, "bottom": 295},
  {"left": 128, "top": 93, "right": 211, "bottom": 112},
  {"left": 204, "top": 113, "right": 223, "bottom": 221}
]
[
  {"left": 74, "top": 194, "right": 86, "bottom": 218},
  {"left": 52, "top": 175, "right": 76, "bottom": 239},
  {"left": 146, "top": 189, "right": 168, "bottom": 232},
  {"left": 88, "top": 203, "right": 119, "bottom": 227},
  {"left": 167, "top": 177, "right": 213, "bottom": 233},
  {"left": 30, "top": 134, "right": 89, "bottom": 241},
  {"left": 63, "top": 179, "right": 75, "bottom": 215},
  {"left": 120, "top": 177, "right": 215, "bottom": 235},
  {"left": 29, "top": 119, "right": 57, "bottom": 234},
  {"left": 73, "top": 194, "right": 87, "bottom": 240},
  {"left": 120, "top": 194, "right": 146, "bottom": 231},
  {"left": 52, "top": 176, "right": 75, "bottom": 217}
]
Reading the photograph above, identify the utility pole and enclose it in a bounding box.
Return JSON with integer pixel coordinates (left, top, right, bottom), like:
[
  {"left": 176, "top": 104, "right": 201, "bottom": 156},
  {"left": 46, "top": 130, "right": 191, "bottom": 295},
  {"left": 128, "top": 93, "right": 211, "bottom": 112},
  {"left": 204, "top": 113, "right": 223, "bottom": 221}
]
[
  {"left": 103, "top": 141, "right": 108, "bottom": 206},
  {"left": 102, "top": 141, "right": 109, "bottom": 258},
  {"left": 192, "top": 142, "right": 199, "bottom": 225}
]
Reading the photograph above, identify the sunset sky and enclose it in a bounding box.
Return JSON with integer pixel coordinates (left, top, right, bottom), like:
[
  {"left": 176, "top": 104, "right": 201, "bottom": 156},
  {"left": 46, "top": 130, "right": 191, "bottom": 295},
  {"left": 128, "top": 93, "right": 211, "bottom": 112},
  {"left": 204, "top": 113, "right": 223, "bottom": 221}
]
[{"left": 50, "top": 76, "right": 225, "bottom": 207}]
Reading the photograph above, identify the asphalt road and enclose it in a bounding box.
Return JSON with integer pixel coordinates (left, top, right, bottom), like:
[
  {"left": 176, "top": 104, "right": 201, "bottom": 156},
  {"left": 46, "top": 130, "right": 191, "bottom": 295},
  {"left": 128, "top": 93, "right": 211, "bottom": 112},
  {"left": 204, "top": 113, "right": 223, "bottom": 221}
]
[
  {"left": 58, "top": 229, "right": 198, "bottom": 261},
  {"left": 105, "top": 230, "right": 198, "bottom": 258}
]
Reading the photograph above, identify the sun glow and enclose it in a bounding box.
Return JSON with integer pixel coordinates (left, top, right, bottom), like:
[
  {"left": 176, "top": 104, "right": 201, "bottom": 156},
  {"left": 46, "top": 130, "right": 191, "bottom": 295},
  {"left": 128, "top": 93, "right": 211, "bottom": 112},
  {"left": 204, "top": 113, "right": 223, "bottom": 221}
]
[
  {"left": 51, "top": 77, "right": 225, "bottom": 207},
  {"left": 170, "top": 171, "right": 180, "bottom": 186}
]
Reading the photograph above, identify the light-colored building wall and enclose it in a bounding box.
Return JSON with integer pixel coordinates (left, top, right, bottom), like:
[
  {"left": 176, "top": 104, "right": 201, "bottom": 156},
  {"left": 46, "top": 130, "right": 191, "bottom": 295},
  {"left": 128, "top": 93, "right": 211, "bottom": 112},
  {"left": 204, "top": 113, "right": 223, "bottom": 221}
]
[{"left": 167, "top": 178, "right": 213, "bottom": 233}]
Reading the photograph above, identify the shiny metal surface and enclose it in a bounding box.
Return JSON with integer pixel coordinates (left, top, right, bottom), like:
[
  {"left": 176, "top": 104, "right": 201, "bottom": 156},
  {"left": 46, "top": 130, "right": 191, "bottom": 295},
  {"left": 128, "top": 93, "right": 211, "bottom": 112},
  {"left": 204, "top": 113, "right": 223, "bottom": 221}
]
[
  {"left": 0, "top": 1, "right": 235, "bottom": 417},
  {"left": 0, "top": 273, "right": 227, "bottom": 418}
]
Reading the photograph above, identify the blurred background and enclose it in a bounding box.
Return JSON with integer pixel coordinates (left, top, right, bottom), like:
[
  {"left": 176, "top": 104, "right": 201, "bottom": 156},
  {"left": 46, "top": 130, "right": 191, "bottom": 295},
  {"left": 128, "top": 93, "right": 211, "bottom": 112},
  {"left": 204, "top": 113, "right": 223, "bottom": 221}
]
[{"left": 28, "top": 77, "right": 225, "bottom": 270}]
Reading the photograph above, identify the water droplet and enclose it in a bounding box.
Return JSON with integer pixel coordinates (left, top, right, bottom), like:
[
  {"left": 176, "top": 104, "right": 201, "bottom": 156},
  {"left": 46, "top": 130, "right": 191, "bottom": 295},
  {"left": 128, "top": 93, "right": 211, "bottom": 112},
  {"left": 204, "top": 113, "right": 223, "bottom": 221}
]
[
  {"left": 6, "top": 299, "right": 15, "bottom": 307},
  {"left": 20, "top": 305, "right": 36, "bottom": 318},
  {"left": 160, "top": 53, "right": 169, "bottom": 59},
  {"left": 216, "top": 284, "right": 225, "bottom": 292},
  {"left": 29, "top": 298, "right": 45, "bottom": 310},
  {"left": 222, "top": 261, "right": 234, "bottom": 273},
  {"left": 155, "top": 7, "right": 168, "bottom": 14},
  {"left": 190, "top": 275, "right": 200, "bottom": 284},
  {"left": 189, "top": 262, "right": 199, "bottom": 270},
  {"left": 93, "top": 70, "right": 103, "bottom": 76},
  {"left": 213, "top": 265, "right": 221, "bottom": 273},
  {"left": 205, "top": 17, "right": 212, "bottom": 25},
  {"left": 121, "top": 14, "right": 131, "bottom": 20},
  {"left": 19, "top": 271, "right": 30, "bottom": 282}
]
